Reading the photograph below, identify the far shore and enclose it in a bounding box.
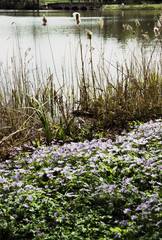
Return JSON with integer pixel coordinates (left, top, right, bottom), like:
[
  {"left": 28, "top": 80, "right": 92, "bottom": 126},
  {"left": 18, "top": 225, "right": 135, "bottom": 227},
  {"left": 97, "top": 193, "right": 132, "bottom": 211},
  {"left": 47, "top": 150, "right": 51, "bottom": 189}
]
[
  {"left": 39, "top": 3, "right": 162, "bottom": 11},
  {"left": 0, "top": 3, "right": 162, "bottom": 10},
  {"left": 102, "top": 4, "right": 162, "bottom": 11}
]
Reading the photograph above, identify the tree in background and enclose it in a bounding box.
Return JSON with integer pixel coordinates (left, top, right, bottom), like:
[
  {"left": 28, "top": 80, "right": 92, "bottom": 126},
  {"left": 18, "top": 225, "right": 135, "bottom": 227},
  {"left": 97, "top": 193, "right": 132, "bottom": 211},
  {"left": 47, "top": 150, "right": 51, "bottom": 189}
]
[{"left": 0, "top": 0, "right": 39, "bottom": 9}]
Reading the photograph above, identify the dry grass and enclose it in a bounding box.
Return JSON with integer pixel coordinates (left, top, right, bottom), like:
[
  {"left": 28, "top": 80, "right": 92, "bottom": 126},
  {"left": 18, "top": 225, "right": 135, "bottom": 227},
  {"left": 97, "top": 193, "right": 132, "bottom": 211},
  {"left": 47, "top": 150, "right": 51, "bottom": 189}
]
[{"left": 0, "top": 14, "right": 161, "bottom": 160}]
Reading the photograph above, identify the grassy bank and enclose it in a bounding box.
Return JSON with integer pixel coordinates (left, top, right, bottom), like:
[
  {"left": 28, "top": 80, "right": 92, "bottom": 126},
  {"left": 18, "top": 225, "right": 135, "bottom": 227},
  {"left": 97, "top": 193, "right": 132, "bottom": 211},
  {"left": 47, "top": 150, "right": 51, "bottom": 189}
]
[{"left": 102, "top": 4, "right": 162, "bottom": 10}]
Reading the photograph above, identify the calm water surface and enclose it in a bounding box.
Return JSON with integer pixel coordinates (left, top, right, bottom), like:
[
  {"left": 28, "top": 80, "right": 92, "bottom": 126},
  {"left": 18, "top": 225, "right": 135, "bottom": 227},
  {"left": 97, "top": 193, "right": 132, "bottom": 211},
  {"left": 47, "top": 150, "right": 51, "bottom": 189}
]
[{"left": 0, "top": 9, "right": 161, "bottom": 88}]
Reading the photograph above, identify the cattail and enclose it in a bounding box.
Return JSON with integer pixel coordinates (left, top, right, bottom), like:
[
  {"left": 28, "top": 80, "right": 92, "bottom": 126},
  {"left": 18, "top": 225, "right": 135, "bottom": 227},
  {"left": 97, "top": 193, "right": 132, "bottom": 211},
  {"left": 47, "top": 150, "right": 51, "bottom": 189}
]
[
  {"left": 42, "top": 14, "right": 47, "bottom": 26},
  {"left": 122, "top": 24, "right": 126, "bottom": 30},
  {"left": 135, "top": 20, "right": 140, "bottom": 27},
  {"left": 155, "top": 20, "right": 161, "bottom": 29},
  {"left": 73, "top": 12, "right": 81, "bottom": 25},
  {"left": 127, "top": 25, "right": 133, "bottom": 31},
  {"left": 85, "top": 29, "right": 92, "bottom": 40},
  {"left": 142, "top": 33, "right": 150, "bottom": 40},
  {"left": 154, "top": 27, "right": 160, "bottom": 37},
  {"left": 123, "top": 24, "right": 133, "bottom": 31},
  {"left": 98, "top": 18, "right": 104, "bottom": 30}
]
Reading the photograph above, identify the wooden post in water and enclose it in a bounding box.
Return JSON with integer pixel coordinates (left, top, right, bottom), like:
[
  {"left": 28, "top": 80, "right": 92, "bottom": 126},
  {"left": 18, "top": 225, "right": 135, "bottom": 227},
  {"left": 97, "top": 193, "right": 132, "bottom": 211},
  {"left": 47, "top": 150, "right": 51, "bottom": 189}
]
[{"left": 37, "top": 0, "right": 39, "bottom": 9}]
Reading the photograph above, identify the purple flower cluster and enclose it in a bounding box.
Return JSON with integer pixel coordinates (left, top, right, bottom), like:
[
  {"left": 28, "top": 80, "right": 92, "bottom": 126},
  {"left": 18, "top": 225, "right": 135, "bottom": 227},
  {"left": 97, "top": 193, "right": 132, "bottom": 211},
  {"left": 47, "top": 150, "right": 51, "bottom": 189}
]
[{"left": 0, "top": 119, "right": 161, "bottom": 237}]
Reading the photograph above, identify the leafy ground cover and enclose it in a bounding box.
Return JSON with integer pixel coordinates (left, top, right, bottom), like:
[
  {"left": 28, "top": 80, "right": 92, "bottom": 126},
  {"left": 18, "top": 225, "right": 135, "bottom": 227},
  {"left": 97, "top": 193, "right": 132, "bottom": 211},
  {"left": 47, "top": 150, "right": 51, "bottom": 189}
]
[{"left": 0, "top": 119, "right": 161, "bottom": 239}]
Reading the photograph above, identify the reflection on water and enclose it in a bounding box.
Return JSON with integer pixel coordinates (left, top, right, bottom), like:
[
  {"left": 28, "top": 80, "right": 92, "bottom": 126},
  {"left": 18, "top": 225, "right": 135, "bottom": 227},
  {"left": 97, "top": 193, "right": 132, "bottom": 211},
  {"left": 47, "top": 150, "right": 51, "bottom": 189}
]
[{"left": 0, "top": 9, "right": 161, "bottom": 87}]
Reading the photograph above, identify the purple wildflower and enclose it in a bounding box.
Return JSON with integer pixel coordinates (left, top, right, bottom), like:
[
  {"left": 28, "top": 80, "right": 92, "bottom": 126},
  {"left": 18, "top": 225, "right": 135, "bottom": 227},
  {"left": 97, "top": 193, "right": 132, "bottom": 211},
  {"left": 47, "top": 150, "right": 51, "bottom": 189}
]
[
  {"left": 115, "top": 234, "right": 120, "bottom": 238},
  {"left": 141, "top": 180, "right": 145, "bottom": 183},
  {"left": 119, "top": 220, "right": 128, "bottom": 225},
  {"left": 35, "top": 230, "right": 41, "bottom": 234},
  {"left": 123, "top": 208, "right": 131, "bottom": 214},
  {"left": 62, "top": 216, "right": 67, "bottom": 222},
  {"left": 131, "top": 215, "right": 138, "bottom": 220},
  {"left": 23, "top": 204, "right": 29, "bottom": 208},
  {"left": 27, "top": 195, "right": 33, "bottom": 201},
  {"left": 24, "top": 218, "right": 29, "bottom": 223},
  {"left": 54, "top": 212, "right": 59, "bottom": 217},
  {"left": 3, "top": 185, "right": 9, "bottom": 191},
  {"left": 156, "top": 220, "right": 161, "bottom": 226},
  {"left": 141, "top": 211, "right": 151, "bottom": 216}
]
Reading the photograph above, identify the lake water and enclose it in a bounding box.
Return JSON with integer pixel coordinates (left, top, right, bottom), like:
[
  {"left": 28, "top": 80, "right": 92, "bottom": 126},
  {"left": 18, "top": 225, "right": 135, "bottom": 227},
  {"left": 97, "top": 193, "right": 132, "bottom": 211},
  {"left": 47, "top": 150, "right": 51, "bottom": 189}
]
[{"left": 0, "top": 9, "right": 161, "bottom": 90}]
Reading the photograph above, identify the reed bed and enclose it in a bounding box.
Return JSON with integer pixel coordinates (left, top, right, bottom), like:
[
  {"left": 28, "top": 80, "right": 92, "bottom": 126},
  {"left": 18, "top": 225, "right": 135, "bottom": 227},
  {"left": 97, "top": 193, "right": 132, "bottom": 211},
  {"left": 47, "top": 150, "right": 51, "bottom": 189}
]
[{"left": 0, "top": 13, "right": 161, "bottom": 160}]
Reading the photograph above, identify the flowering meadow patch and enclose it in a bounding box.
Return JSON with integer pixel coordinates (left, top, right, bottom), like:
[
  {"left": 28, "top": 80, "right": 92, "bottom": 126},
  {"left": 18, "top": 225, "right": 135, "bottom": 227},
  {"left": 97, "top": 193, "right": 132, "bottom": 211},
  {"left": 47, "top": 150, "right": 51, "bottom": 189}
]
[{"left": 0, "top": 120, "right": 161, "bottom": 239}]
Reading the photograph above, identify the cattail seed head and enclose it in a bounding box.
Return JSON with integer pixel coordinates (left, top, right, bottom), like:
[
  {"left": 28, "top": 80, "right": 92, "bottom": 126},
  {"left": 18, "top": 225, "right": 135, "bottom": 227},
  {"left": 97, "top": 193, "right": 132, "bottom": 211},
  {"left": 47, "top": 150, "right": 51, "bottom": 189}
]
[
  {"left": 126, "top": 24, "right": 133, "bottom": 31},
  {"left": 123, "top": 24, "right": 133, "bottom": 31},
  {"left": 155, "top": 20, "right": 161, "bottom": 29},
  {"left": 98, "top": 18, "right": 104, "bottom": 30},
  {"left": 122, "top": 24, "right": 126, "bottom": 30},
  {"left": 154, "top": 27, "right": 160, "bottom": 37},
  {"left": 85, "top": 29, "right": 92, "bottom": 40},
  {"left": 73, "top": 12, "right": 81, "bottom": 25},
  {"left": 142, "top": 33, "right": 150, "bottom": 40},
  {"left": 135, "top": 20, "right": 140, "bottom": 27},
  {"left": 42, "top": 14, "right": 47, "bottom": 26}
]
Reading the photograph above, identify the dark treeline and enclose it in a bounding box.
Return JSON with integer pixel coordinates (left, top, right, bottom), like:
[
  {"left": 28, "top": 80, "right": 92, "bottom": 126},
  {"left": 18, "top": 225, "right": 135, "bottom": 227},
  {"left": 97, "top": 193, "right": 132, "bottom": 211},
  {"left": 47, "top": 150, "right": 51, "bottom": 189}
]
[
  {"left": 0, "top": 0, "right": 39, "bottom": 9},
  {"left": 0, "top": 0, "right": 161, "bottom": 9}
]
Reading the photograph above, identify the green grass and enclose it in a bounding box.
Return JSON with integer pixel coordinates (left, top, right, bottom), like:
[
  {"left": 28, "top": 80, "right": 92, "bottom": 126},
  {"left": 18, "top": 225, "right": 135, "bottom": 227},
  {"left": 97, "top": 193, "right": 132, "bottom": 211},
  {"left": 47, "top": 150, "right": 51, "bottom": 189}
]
[{"left": 103, "top": 4, "right": 162, "bottom": 10}]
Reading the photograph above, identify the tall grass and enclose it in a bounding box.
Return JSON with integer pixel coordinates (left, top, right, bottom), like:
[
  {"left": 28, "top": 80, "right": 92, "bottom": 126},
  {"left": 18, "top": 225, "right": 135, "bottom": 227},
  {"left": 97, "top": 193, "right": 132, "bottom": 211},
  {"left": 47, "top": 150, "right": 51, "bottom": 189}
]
[{"left": 0, "top": 14, "right": 161, "bottom": 160}]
